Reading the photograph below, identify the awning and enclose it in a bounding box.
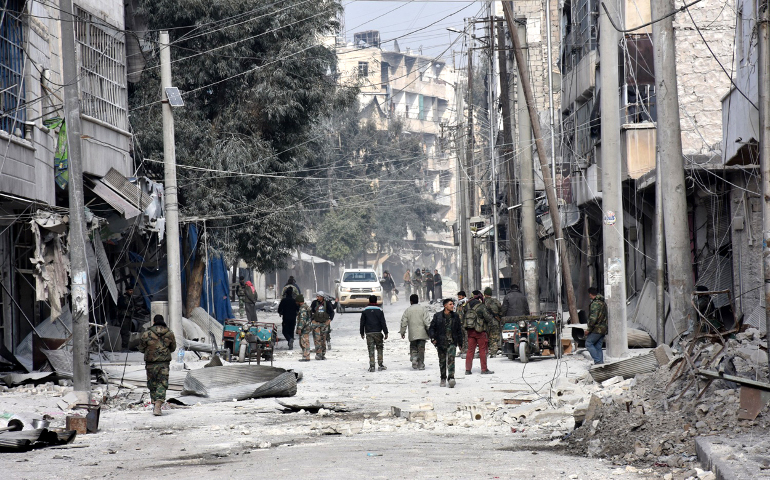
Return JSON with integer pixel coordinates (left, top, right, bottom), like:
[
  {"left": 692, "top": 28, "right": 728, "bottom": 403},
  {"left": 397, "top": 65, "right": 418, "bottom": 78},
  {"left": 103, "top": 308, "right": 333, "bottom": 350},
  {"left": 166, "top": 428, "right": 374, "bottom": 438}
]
[
  {"left": 291, "top": 251, "right": 335, "bottom": 266},
  {"left": 89, "top": 181, "right": 141, "bottom": 219}
]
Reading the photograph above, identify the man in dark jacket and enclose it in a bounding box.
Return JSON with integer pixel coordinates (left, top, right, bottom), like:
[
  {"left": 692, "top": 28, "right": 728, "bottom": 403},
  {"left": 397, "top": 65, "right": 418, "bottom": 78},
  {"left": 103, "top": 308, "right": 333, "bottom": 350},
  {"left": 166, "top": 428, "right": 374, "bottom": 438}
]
[
  {"left": 277, "top": 290, "right": 299, "bottom": 350},
  {"left": 586, "top": 287, "right": 608, "bottom": 364},
  {"left": 433, "top": 270, "right": 443, "bottom": 300},
  {"left": 502, "top": 284, "right": 530, "bottom": 317},
  {"left": 360, "top": 295, "right": 388, "bottom": 372},
  {"left": 429, "top": 298, "right": 463, "bottom": 387},
  {"left": 381, "top": 271, "right": 396, "bottom": 305},
  {"left": 310, "top": 291, "right": 336, "bottom": 352},
  {"left": 138, "top": 315, "right": 177, "bottom": 416},
  {"left": 281, "top": 276, "right": 300, "bottom": 299},
  {"left": 425, "top": 271, "right": 435, "bottom": 302}
]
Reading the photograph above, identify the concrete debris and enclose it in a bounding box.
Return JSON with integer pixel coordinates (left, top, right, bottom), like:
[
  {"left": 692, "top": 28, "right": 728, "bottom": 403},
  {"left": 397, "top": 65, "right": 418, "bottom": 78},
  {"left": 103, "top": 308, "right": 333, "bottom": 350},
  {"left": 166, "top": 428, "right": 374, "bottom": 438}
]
[{"left": 277, "top": 400, "right": 349, "bottom": 413}]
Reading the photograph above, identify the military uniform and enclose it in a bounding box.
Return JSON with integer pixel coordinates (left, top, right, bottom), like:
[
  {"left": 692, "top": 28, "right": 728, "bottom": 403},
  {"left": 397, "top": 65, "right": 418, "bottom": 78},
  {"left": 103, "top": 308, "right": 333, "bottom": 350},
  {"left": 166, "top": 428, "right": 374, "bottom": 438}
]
[
  {"left": 282, "top": 283, "right": 300, "bottom": 299},
  {"left": 429, "top": 310, "right": 463, "bottom": 386},
  {"left": 138, "top": 323, "right": 177, "bottom": 413},
  {"left": 586, "top": 293, "right": 608, "bottom": 364},
  {"left": 311, "top": 301, "right": 330, "bottom": 360},
  {"left": 295, "top": 302, "right": 312, "bottom": 360},
  {"left": 484, "top": 295, "right": 503, "bottom": 356},
  {"left": 464, "top": 297, "right": 494, "bottom": 373}
]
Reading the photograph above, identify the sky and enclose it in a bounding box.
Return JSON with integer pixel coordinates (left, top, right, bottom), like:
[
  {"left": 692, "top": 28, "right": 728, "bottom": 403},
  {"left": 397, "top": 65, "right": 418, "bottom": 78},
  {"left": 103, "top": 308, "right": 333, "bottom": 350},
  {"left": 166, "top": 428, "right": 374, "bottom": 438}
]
[{"left": 342, "top": 1, "right": 486, "bottom": 61}]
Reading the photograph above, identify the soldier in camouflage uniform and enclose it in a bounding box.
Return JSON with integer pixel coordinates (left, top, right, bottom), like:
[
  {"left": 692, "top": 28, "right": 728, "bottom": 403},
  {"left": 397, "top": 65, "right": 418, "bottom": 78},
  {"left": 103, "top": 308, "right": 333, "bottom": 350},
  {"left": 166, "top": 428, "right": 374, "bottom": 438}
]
[
  {"left": 138, "top": 315, "right": 177, "bottom": 416},
  {"left": 464, "top": 290, "right": 495, "bottom": 375},
  {"left": 483, "top": 287, "right": 503, "bottom": 357},
  {"left": 294, "top": 295, "right": 312, "bottom": 361},
  {"left": 429, "top": 298, "right": 463, "bottom": 387},
  {"left": 360, "top": 295, "right": 388, "bottom": 371},
  {"left": 456, "top": 291, "right": 469, "bottom": 358},
  {"left": 310, "top": 292, "right": 332, "bottom": 360},
  {"left": 585, "top": 287, "right": 608, "bottom": 364}
]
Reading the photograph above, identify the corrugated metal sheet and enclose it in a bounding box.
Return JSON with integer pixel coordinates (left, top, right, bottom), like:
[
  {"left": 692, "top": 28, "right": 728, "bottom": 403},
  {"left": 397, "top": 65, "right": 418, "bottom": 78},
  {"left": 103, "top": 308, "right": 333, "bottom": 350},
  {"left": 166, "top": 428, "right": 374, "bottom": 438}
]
[
  {"left": 189, "top": 307, "right": 224, "bottom": 340},
  {"left": 93, "top": 238, "right": 118, "bottom": 304},
  {"left": 103, "top": 168, "right": 150, "bottom": 210},
  {"left": 169, "top": 365, "right": 297, "bottom": 405},
  {"left": 102, "top": 365, "right": 186, "bottom": 391},
  {"left": 589, "top": 351, "right": 660, "bottom": 383},
  {"left": 41, "top": 348, "right": 73, "bottom": 377},
  {"left": 90, "top": 181, "right": 141, "bottom": 219},
  {"left": 744, "top": 304, "right": 767, "bottom": 335}
]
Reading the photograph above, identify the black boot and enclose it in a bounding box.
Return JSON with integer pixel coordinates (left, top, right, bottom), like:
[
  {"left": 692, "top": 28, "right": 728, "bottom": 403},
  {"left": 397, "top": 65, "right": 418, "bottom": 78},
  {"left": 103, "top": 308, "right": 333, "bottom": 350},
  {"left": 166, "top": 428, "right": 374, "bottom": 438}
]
[{"left": 288, "top": 339, "right": 294, "bottom": 350}]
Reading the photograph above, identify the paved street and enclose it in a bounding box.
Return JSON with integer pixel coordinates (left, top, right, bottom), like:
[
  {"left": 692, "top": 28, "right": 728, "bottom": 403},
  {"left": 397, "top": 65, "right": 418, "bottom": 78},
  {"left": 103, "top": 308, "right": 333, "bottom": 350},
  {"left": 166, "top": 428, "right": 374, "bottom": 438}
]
[{"left": 4, "top": 299, "right": 651, "bottom": 479}]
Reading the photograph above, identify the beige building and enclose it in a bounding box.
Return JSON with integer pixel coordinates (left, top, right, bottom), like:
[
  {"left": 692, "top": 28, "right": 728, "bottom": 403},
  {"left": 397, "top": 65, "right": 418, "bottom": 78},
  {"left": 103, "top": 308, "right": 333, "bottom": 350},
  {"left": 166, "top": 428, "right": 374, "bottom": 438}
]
[{"left": 337, "top": 31, "right": 461, "bottom": 268}]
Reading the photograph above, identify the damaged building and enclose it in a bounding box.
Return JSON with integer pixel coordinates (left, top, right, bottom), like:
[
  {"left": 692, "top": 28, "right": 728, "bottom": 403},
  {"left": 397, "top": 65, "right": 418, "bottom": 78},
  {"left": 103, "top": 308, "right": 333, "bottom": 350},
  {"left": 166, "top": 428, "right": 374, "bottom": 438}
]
[{"left": 0, "top": 1, "right": 166, "bottom": 371}]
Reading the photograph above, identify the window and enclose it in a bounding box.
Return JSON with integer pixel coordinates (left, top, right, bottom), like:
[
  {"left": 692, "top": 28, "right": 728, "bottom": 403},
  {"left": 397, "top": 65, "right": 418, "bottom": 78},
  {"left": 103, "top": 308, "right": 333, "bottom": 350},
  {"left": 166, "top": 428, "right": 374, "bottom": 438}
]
[
  {"left": 624, "top": 84, "right": 656, "bottom": 123},
  {"left": 0, "top": 0, "right": 26, "bottom": 137},
  {"left": 342, "top": 271, "right": 377, "bottom": 282},
  {"left": 357, "top": 61, "right": 369, "bottom": 78},
  {"left": 76, "top": 8, "right": 128, "bottom": 130}
]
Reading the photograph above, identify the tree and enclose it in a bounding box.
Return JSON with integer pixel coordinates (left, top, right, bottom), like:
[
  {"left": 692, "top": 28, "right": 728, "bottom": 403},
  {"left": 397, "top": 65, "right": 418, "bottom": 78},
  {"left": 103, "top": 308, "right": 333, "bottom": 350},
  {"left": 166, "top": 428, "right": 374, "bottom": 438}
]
[{"left": 129, "top": 0, "right": 349, "bottom": 274}]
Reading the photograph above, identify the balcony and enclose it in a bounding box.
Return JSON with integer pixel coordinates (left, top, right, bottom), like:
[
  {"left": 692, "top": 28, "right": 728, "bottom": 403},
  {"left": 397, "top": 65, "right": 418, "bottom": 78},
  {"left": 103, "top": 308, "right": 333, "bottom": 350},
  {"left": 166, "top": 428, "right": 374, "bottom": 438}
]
[
  {"left": 561, "top": 50, "right": 597, "bottom": 111},
  {"left": 390, "top": 76, "right": 450, "bottom": 100}
]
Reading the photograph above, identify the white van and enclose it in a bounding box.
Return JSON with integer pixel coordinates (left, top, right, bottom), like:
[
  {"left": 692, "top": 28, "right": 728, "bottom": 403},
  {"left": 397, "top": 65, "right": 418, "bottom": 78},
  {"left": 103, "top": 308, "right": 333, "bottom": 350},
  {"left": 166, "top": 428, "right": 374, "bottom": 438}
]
[{"left": 334, "top": 268, "right": 383, "bottom": 312}]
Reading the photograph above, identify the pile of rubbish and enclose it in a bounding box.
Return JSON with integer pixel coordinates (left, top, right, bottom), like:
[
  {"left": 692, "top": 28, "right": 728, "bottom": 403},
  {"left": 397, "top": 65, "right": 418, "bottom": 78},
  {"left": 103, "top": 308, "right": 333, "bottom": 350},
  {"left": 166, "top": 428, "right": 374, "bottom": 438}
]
[
  {"left": 566, "top": 328, "right": 770, "bottom": 467},
  {"left": 0, "top": 416, "right": 77, "bottom": 452}
]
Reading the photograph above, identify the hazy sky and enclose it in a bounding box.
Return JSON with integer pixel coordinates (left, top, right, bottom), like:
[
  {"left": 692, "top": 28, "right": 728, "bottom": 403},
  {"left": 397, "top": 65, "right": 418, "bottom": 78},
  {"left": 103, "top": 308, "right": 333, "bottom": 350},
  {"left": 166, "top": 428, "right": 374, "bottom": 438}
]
[{"left": 342, "top": 1, "right": 486, "bottom": 60}]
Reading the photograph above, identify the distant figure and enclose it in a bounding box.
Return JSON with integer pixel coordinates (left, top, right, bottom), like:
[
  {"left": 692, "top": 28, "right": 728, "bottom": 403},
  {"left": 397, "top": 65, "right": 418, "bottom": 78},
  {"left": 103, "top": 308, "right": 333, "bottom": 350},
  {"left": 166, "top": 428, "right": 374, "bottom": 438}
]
[
  {"left": 294, "top": 294, "right": 312, "bottom": 361},
  {"left": 501, "top": 284, "right": 530, "bottom": 317},
  {"left": 281, "top": 276, "right": 300, "bottom": 299},
  {"left": 464, "top": 290, "right": 494, "bottom": 375},
  {"left": 277, "top": 290, "right": 299, "bottom": 350},
  {"left": 117, "top": 282, "right": 136, "bottom": 349},
  {"left": 360, "top": 295, "right": 388, "bottom": 372},
  {"left": 412, "top": 269, "right": 423, "bottom": 301},
  {"left": 403, "top": 269, "right": 412, "bottom": 298},
  {"left": 399, "top": 294, "right": 430, "bottom": 370},
  {"left": 433, "top": 270, "right": 443, "bottom": 300},
  {"left": 586, "top": 287, "right": 608, "bottom": 365},
  {"left": 483, "top": 287, "right": 503, "bottom": 357},
  {"left": 429, "top": 298, "right": 463, "bottom": 388},
  {"left": 238, "top": 276, "right": 258, "bottom": 323},
  {"left": 138, "top": 315, "right": 177, "bottom": 416},
  {"left": 425, "top": 271, "right": 435, "bottom": 302},
  {"left": 456, "top": 291, "right": 469, "bottom": 358},
  {"left": 381, "top": 271, "right": 396, "bottom": 305}
]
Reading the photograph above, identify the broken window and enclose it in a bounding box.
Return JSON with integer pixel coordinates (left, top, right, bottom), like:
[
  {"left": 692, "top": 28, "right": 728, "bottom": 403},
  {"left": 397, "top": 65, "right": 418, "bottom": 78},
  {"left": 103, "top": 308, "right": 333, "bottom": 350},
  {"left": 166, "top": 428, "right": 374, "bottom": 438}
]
[
  {"left": 358, "top": 61, "right": 369, "bottom": 78},
  {"left": 0, "top": 0, "right": 26, "bottom": 137},
  {"left": 76, "top": 7, "right": 128, "bottom": 131},
  {"left": 624, "top": 84, "right": 656, "bottom": 124}
]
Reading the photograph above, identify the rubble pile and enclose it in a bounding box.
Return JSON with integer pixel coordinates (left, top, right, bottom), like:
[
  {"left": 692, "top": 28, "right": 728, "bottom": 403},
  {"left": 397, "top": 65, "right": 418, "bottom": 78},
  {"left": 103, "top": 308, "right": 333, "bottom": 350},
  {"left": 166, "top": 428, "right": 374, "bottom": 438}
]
[{"left": 567, "top": 329, "right": 770, "bottom": 467}]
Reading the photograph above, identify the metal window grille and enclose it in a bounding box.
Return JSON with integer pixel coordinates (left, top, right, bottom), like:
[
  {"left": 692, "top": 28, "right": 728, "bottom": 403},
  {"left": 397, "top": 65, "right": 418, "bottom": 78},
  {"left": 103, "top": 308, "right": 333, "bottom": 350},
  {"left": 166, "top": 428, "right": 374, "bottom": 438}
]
[
  {"left": 357, "top": 61, "right": 368, "bottom": 78},
  {"left": 75, "top": 7, "right": 127, "bottom": 131},
  {"left": 0, "top": 0, "right": 26, "bottom": 137}
]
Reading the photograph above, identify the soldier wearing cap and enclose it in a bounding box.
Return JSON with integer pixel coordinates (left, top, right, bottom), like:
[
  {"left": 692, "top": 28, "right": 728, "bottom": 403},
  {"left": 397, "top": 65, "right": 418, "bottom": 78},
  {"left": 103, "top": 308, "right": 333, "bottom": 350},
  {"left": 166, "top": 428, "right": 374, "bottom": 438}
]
[
  {"left": 310, "top": 291, "right": 334, "bottom": 359},
  {"left": 138, "top": 315, "right": 177, "bottom": 415}
]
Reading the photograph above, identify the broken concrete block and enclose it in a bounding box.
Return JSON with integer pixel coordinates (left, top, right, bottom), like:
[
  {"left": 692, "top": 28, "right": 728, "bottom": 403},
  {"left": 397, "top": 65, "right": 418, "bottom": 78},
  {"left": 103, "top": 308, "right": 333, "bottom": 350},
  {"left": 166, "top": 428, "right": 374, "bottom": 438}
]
[
  {"left": 601, "top": 376, "right": 625, "bottom": 387},
  {"left": 583, "top": 395, "right": 603, "bottom": 424},
  {"left": 507, "top": 399, "right": 547, "bottom": 421}
]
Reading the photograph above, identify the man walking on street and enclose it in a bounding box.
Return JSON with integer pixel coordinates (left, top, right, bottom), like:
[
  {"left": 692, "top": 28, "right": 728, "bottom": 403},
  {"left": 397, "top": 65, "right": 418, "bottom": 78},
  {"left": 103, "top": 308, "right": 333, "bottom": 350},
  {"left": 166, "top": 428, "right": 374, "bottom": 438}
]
[
  {"left": 586, "top": 287, "right": 608, "bottom": 364},
  {"left": 138, "top": 315, "right": 177, "bottom": 416},
  {"left": 282, "top": 276, "right": 300, "bottom": 299},
  {"left": 456, "top": 291, "right": 469, "bottom": 358},
  {"left": 237, "top": 276, "right": 259, "bottom": 323},
  {"left": 483, "top": 287, "right": 503, "bottom": 357},
  {"left": 381, "top": 271, "right": 396, "bottom": 305},
  {"left": 429, "top": 298, "right": 463, "bottom": 387},
  {"left": 413, "top": 269, "right": 423, "bottom": 301},
  {"left": 399, "top": 294, "right": 430, "bottom": 369},
  {"left": 277, "top": 290, "right": 298, "bottom": 350},
  {"left": 433, "top": 270, "right": 443, "bottom": 300},
  {"left": 403, "top": 269, "right": 412, "bottom": 298},
  {"left": 501, "top": 284, "right": 530, "bottom": 317},
  {"left": 464, "top": 290, "right": 495, "bottom": 375},
  {"left": 425, "top": 271, "right": 435, "bottom": 303},
  {"left": 294, "top": 294, "right": 312, "bottom": 361},
  {"left": 360, "top": 295, "right": 388, "bottom": 372},
  {"left": 311, "top": 292, "right": 336, "bottom": 350},
  {"left": 310, "top": 291, "right": 332, "bottom": 360}
]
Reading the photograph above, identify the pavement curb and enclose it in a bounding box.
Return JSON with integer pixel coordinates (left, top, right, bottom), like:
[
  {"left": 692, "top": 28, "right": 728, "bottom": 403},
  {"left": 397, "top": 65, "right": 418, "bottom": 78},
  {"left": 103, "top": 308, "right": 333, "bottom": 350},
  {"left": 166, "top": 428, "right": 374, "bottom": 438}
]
[{"left": 695, "top": 436, "right": 769, "bottom": 480}]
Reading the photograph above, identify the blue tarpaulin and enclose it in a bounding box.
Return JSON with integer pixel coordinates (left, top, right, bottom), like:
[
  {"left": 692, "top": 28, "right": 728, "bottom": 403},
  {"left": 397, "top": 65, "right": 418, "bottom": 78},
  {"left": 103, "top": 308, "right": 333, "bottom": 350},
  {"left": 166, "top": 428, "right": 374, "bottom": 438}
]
[{"left": 130, "top": 224, "right": 233, "bottom": 323}]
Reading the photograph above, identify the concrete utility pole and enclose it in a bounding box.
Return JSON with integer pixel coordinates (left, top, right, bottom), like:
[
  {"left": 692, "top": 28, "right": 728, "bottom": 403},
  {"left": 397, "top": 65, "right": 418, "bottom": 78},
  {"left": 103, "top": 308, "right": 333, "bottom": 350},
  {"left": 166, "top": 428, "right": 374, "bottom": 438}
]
[
  {"left": 497, "top": 18, "right": 521, "bottom": 286},
  {"left": 543, "top": 0, "right": 564, "bottom": 325},
  {"left": 598, "top": 1, "right": 628, "bottom": 357},
  {"left": 502, "top": 3, "right": 578, "bottom": 322},
  {"left": 159, "top": 32, "right": 185, "bottom": 348},
  {"left": 466, "top": 27, "right": 477, "bottom": 289},
  {"left": 61, "top": 0, "right": 91, "bottom": 402},
  {"left": 651, "top": 0, "right": 695, "bottom": 336},
  {"left": 515, "top": 21, "right": 540, "bottom": 315},
  {"left": 488, "top": 9, "right": 501, "bottom": 296},
  {"left": 456, "top": 79, "right": 472, "bottom": 291},
  {"left": 655, "top": 137, "right": 666, "bottom": 345},
  {"left": 758, "top": 0, "right": 770, "bottom": 373}
]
